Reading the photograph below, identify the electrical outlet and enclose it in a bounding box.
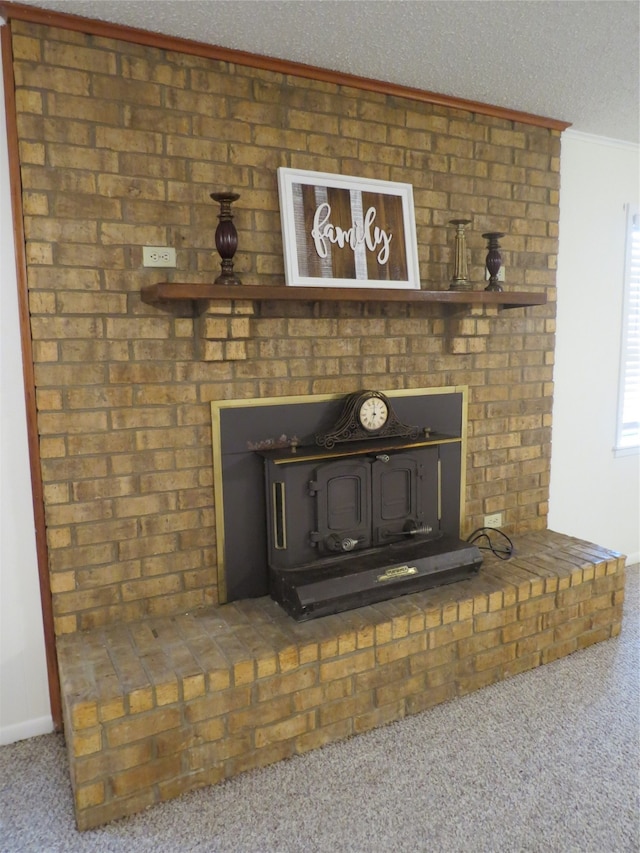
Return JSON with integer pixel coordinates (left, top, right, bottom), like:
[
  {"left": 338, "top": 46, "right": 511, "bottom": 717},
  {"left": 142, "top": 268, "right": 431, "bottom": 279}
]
[
  {"left": 483, "top": 512, "right": 503, "bottom": 529},
  {"left": 143, "top": 246, "right": 176, "bottom": 268}
]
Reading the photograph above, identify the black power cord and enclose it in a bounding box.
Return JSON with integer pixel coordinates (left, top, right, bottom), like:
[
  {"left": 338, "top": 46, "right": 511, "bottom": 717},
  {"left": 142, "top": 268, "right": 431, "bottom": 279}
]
[{"left": 467, "top": 527, "right": 514, "bottom": 560}]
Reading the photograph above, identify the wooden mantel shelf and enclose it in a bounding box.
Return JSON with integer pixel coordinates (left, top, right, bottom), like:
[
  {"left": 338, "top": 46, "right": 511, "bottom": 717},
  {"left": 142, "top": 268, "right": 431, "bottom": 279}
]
[{"left": 141, "top": 282, "right": 547, "bottom": 310}]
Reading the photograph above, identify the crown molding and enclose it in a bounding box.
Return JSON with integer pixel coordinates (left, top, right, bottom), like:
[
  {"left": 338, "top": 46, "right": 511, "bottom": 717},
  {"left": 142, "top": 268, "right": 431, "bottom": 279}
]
[{"left": 562, "top": 128, "right": 639, "bottom": 151}]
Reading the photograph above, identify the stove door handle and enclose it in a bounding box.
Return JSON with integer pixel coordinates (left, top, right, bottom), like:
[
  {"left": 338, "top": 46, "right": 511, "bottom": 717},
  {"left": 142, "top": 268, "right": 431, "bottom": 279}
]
[
  {"left": 272, "top": 481, "right": 287, "bottom": 550},
  {"left": 327, "top": 534, "right": 364, "bottom": 552}
]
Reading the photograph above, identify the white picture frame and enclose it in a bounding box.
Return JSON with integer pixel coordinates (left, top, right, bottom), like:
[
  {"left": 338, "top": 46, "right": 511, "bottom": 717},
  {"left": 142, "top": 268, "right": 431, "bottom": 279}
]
[{"left": 277, "top": 168, "right": 421, "bottom": 289}]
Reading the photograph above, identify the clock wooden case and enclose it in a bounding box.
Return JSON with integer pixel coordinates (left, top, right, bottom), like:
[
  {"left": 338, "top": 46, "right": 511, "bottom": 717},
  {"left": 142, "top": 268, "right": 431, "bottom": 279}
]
[{"left": 315, "top": 390, "right": 424, "bottom": 448}]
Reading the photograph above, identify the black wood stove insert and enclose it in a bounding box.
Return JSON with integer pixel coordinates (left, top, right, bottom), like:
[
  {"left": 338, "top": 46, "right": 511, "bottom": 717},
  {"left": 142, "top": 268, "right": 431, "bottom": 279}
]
[{"left": 210, "top": 388, "right": 482, "bottom": 620}]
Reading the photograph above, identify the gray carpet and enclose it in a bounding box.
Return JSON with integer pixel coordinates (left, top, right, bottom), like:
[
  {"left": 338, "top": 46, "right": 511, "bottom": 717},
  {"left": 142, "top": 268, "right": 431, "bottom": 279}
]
[{"left": 1, "top": 566, "right": 638, "bottom": 853}]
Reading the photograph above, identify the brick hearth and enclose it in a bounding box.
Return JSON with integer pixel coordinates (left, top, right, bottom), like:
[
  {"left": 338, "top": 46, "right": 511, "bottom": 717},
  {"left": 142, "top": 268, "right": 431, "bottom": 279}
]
[{"left": 57, "top": 530, "right": 625, "bottom": 830}]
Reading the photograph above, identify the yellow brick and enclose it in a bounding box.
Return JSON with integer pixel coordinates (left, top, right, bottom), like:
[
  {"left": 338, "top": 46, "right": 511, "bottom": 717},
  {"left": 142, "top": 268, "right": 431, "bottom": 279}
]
[
  {"left": 107, "top": 708, "right": 181, "bottom": 748},
  {"left": 255, "top": 711, "right": 314, "bottom": 747},
  {"left": 376, "top": 673, "right": 426, "bottom": 706},
  {"left": 428, "top": 620, "right": 473, "bottom": 649},
  {"left": 442, "top": 603, "right": 458, "bottom": 624},
  {"left": 15, "top": 89, "right": 43, "bottom": 113},
  {"left": 458, "top": 629, "right": 502, "bottom": 658},
  {"left": 76, "top": 781, "right": 105, "bottom": 810},
  {"left": 337, "top": 631, "right": 357, "bottom": 655},
  {"left": 208, "top": 669, "right": 232, "bottom": 690},
  {"left": 425, "top": 609, "right": 451, "bottom": 644},
  {"left": 99, "top": 697, "right": 126, "bottom": 722},
  {"left": 111, "top": 755, "right": 182, "bottom": 798},
  {"left": 71, "top": 701, "right": 98, "bottom": 731},
  {"left": 233, "top": 660, "right": 255, "bottom": 686},
  {"left": 320, "top": 650, "right": 375, "bottom": 682},
  {"left": 128, "top": 687, "right": 154, "bottom": 715},
  {"left": 278, "top": 647, "right": 299, "bottom": 672},
  {"left": 228, "top": 696, "right": 291, "bottom": 734},
  {"left": 20, "top": 141, "right": 45, "bottom": 165},
  {"left": 541, "top": 638, "right": 578, "bottom": 664},
  {"left": 319, "top": 638, "right": 339, "bottom": 659},
  {"left": 256, "top": 655, "right": 278, "bottom": 679},
  {"left": 193, "top": 717, "right": 225, "bottom": 743},
  {"left": 408, "top": 613, "right": 425, "bottom": 634},
  {"left": 319, "top": 692, "right": 373, "bottom": 727},
  {"left": 230, "top": 317, "right": 251, "bottom": 338},
  {"left": 391, "top": 615, "right": 410, "bottom": 639},
  {"left": 155, "top": 682, "right": 180, "bottom": 706},
  {"left": 354, "top": 699, "right": 405, "bottom": 734},
  {"left": 183, "top": 674, "right": 206, "bottom": 701},
  {"left": 224, "top": 340, "right": 249, "bottom": 360},
  {"left": 457, "top": 599, "right": 474, "bottom": 622},
  {"left": 255, "top": 668, "right": 316, "bottom": 702},
  {"left": 475, "top": 644, "right": 516, "bottom": 671},
  {"left": 474, "top": 606, "right": 518, "bottom": 632},
  {"left": 72, "top": 729, "right": 102, "bottom": 757},
  {"left": 298, "top": 643, "right": 319, "bottom": 665},
  {"left": 201, "top": 317, "right": 229, "bottom": 339},
  {"left": 375, "top": 622, "right": 393, "bottom": 645},
  {"left": 295, "top": 719, "right": 352, "bottom": 754},
  {"left": 517, "top": 630, "right": 554, "bottom": 657},
  {"left": 375, "top": 633, "right": 426, "bottom": 665},
  {"left": 50, "top": 570, "right": 76, "bottom": 593}
]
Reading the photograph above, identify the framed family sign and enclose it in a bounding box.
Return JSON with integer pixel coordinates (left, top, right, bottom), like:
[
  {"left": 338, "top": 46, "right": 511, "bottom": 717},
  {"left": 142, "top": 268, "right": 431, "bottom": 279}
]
[{"left": 277, "top": 168, "right": 421, "bottom": 289}]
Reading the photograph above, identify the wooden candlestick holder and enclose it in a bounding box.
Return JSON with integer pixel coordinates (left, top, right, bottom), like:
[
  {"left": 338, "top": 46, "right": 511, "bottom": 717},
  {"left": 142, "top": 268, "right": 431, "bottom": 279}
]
[
  {"left": 483, "top": 232, "right": 505, "bottom": 292},
  {"left": 211, "top": 192, "right": 241, "bottom": 286}
]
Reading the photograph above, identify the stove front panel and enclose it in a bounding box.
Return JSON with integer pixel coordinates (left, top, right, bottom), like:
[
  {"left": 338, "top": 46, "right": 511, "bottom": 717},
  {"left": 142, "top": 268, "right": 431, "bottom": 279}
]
[
  {"left": 213, "top": 388, "right": 466, "bottom": 603},
  {"left": 265, "top": 445, "right": 444, "bottom": 572}
]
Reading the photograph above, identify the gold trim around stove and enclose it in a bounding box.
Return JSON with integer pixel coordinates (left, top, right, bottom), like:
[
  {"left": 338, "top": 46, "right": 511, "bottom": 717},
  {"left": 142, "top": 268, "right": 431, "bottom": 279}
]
[{"left": 210, "top": 386, "right": 468, "bottom": 604}]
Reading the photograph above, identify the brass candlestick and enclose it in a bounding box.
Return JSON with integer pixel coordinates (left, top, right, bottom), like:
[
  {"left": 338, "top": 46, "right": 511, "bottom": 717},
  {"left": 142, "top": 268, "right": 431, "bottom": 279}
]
[
  {"left": 449, "top": 219, "right": 473, "bottom": 291},
  {"left": 483, "top": 232, "right": 505, "bottom": 292},
  {"left": 211, "top": 191, "right": 241, "bottom": 285}
]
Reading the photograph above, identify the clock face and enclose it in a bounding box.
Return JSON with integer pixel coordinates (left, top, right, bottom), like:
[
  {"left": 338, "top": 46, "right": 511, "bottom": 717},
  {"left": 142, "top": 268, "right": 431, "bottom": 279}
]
[{"left": 358, "top": 396, "right": 389, "bottom": 432}]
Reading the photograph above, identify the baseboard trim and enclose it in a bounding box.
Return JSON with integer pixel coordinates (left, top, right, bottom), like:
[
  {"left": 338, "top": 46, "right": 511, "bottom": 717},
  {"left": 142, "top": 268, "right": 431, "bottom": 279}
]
[
  {"left": 0, "top": 715, "right": 54, "bottom": 746},
  {"left": 625, "top": 554, "right": 639, "bottom": 568}
]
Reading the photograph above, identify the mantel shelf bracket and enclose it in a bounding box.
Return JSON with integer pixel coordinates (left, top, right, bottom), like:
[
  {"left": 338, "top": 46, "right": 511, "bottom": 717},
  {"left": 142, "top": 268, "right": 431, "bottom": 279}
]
[{"left": 139, "top": 282, "right": 547, "bottom": 361}]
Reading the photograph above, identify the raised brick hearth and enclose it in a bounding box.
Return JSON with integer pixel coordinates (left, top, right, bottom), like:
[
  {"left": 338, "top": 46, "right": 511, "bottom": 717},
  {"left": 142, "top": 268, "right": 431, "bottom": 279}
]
[{"left": 57, "top": 530, "right": 625, "bottom": 830}]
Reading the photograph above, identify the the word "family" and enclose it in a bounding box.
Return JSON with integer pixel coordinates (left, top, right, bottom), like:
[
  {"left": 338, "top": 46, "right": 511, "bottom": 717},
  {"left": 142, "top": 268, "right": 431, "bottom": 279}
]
[{"left": 311, "top": 202, "right": 393, "bottom": 265}]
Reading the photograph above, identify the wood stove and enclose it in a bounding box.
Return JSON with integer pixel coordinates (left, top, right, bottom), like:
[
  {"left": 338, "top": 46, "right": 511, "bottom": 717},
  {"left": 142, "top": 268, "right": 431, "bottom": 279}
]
[{"left": 210, "top": 388, "right": 482, "bottom": 619}]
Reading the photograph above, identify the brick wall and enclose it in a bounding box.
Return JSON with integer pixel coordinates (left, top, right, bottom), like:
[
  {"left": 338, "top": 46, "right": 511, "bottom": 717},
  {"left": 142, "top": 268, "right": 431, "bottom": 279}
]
[{"left": 11, "top": 20, "right": 559, "bottom": 635}]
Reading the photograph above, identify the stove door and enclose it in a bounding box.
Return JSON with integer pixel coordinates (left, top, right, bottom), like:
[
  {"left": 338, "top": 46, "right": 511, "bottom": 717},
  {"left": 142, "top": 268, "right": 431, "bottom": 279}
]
[
  {"left": 314, "top": 459, "right": 372, "bottom": 556},
  {"left": 371, "top": 449, "right": 440, "bottom": 545}
]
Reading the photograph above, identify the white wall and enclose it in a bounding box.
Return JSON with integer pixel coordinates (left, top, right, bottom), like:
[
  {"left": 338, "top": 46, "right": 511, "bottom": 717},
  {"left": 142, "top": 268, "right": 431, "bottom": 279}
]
[
  {"left": 549, "top": 131, "right": 640, "bottom": 564},
  {"left": 0, "top": 36, "right": 52, "bottom": 745}
]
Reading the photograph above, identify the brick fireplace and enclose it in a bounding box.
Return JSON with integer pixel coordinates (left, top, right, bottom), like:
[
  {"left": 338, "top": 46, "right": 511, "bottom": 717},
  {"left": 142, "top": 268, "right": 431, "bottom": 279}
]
[
  {"left": 6, "top": 6, "right": 622, "bottom": 834},
  {"left": 10, "top": 16, "right": 561, "bottom": 633}
]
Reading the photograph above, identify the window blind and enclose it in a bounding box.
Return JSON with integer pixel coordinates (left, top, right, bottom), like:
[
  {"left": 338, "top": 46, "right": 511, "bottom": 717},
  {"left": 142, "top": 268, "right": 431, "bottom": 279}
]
[{"left": 616, "top": 204, "right": 640, "bottom": 453}]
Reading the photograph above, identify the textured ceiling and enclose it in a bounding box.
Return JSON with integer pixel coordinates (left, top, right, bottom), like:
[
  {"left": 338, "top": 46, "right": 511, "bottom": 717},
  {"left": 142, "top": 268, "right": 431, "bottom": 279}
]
[{"left": 12, "top": 0, "right": 640, "bottom": 143}]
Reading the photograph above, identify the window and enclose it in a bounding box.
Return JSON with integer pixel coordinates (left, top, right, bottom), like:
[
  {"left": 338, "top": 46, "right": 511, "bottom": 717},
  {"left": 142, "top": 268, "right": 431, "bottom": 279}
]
[{"left": 615, "top": 203, "right": 640, "bottom": 454}]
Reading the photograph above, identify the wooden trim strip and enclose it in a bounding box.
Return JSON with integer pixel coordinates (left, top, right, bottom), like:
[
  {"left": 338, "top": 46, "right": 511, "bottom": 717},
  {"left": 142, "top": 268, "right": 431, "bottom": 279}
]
[
  {"left": 1, "top": 1, "right": 571, "bottom": 132},
  {"left": 0, "top": 20, "right": 62, "bottom": 729},
  {"left": 141, "top": 282, "right": 547, "bottom": 310}
]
